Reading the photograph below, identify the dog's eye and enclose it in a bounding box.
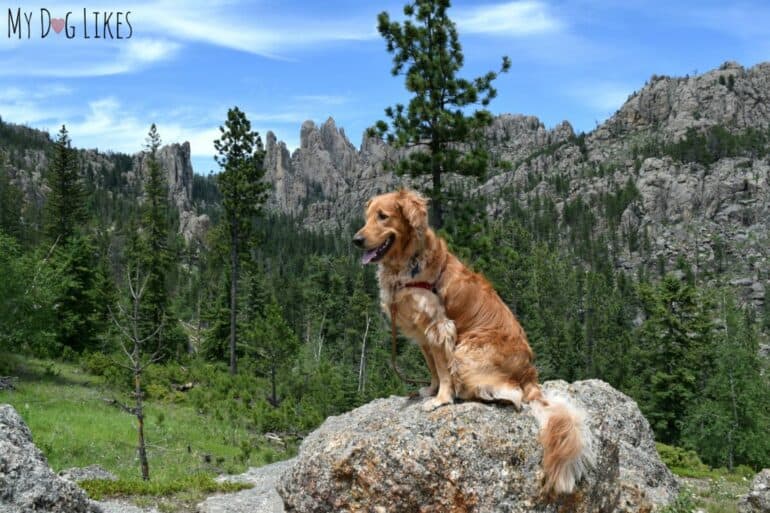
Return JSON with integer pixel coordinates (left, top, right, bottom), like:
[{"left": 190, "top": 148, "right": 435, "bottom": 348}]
[{"left": 377, "top": 211, "right": 389, "bottom": 221}]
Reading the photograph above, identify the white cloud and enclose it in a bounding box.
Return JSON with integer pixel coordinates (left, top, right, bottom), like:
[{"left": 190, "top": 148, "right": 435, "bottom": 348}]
[
  {"left": 458, "top": 1, "right": 563, "bottom": 36},
  {"left": 569, "top": 82, "right": 633, "bottom": 112},
  {"left": 0, "top": 0, "right": 375, "bottom": 77},
  {"left": 293, "top": 95, "right": 350, "bottom": 106},
  {"left": 35, "top": 96, "right": 218, "bottom": 158},
  {"left": 0, "top": 84, "right": 76, "bottom": 124},
  {"left": 0, "top": 38, "right": 180, "bottom": 77},
  {"left": 0, "top": 84, "right": 73, "bottom": 102},
  {"left": 129, "top": 1, "right": 376, "bottom": 59}
]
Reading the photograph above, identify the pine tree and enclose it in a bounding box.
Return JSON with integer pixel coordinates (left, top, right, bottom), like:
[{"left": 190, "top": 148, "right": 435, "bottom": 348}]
[
  {"left": 44, "top": 125, "right": 86, "bottom": 242},
  {"left": 630, "top": 275, "right": 713, "bottom": 444},
  {"left": 247, "top": 296, "right": 299, "bottom": 407},
  {"left": 215, "top": 107, "right": 270, "bottom": 374},
  {"left": 40, "top": 126, "right": 106, "bottom": 354},
  {"left": 55, "top": 232, "right": 105, "bottom": 352},
  {"left": 683, "top": 294, "right": 770, "bottom": 469},
  {"left": 373, "top": 0, "right": 510, "bottom": 227},
  {"left": 136, "top": 124, "right": 174, "bottom": 358}
]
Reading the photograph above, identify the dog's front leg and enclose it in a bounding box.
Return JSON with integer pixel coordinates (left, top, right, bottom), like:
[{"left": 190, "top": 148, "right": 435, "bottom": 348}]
[
  {"left": 417, "top": 342, "right": 439, "bottom": 397},
  {"left": 422, "top": 317, "right": 456, "bottom": 411}
]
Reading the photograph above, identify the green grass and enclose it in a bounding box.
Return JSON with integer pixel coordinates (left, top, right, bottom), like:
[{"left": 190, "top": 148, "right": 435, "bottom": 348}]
[
  {"left": 0, "top": 356, "right": 294, "bottom": 501},
  {"left": 81, "top": 474, "right": 251, "bottom": 500},
  {"left": 657, "top": 443, "right": 752, "bottom": 513}
]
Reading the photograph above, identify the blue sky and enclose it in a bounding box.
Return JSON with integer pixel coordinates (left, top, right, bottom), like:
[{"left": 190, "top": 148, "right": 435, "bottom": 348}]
[{"left": 1, "top": 1, "right": 769, "bottom": 175}]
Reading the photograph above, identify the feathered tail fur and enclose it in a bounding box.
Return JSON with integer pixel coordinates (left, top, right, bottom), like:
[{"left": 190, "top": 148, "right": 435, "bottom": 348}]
[{"left": 527, "top": 387, "right": 595, "bottom": 494}]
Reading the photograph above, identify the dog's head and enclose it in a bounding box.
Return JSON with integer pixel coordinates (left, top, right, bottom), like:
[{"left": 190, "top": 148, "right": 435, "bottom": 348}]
[{"left": 353, "top": 189, "right": 428, "bottom": 266}]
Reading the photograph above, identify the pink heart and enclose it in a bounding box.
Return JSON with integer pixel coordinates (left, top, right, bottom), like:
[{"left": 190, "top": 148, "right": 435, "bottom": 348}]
[{"left": 51, "top": 18, "right": 65, "bottom": 34}]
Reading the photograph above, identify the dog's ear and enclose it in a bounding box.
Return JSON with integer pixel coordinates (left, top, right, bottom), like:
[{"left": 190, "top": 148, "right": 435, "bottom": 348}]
[{"left": 398, "top": 190, "right": 429, "bottom": 236}]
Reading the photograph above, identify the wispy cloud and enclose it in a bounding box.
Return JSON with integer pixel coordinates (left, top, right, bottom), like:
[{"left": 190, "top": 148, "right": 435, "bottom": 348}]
[
  {"left": 0, "top": 38, "right": 180, "bottom": 77},
  {"left": 131, "top": 1, "right": 376, "bottom": 59},
  {"left": 568, "top": 82, "right": 633, "bottom": 113},
  {"left": 58, "top": 97, "right": 219, "bottom": 156},
  {"left": 457, "top": 1, "right": 563, "bottom": 36},
  {"left": 293, "top": 94, "right": 351, "bottom": 106},
  {"left": 0, "top": 0, "right": 375, "bottom": 77},
  {"left": 0, "top": 84, "right": 73, "bottom": 102},
  {"left": 0, "top": 83, "right": 76, "bottom": 124}
]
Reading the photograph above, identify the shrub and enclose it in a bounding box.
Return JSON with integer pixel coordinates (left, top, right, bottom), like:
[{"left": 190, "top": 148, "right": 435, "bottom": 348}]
[
  {"left": 660, "top": 489, "right": 697, "bottom": 513},
  {"left": 81, "top": 352, "right": 113, "bottom": 376},
  {"left": 657, "top": 443, "right": 711, "bottom": 475}
]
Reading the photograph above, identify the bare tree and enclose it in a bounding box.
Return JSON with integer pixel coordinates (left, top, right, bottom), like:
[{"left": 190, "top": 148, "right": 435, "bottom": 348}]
[
  {"left": 108, "top": 264, "right": 163, "bottom": 481},
  {"left": 357, "top": 315, "right": 370, "bottom": 394}
]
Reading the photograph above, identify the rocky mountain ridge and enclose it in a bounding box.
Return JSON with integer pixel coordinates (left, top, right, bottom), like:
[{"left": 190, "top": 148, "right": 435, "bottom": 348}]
[
  {"left": 3, "top": 61, "right": 770, "bottom": 302},
  {"left": 261, "top": 61, "right": 770, "bottom": 305},
  {"left": 0, "top": 125, "right": 208, "bottom": 243}
]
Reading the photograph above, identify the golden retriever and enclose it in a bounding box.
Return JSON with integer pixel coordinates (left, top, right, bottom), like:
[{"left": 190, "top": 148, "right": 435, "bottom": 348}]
[{"left": 353, "top": 189, "right": 594, "bottom": 495}]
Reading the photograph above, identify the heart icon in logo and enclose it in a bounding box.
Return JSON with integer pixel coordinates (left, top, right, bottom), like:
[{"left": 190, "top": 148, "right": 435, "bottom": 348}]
[{"left": 51, "top": 18, "right": 65, "bottom": 34}]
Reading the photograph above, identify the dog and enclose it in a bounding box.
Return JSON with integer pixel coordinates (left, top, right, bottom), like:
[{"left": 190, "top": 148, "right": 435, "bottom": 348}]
[{"left": 353, "top": 189, "right": 594, "bottom": 495}]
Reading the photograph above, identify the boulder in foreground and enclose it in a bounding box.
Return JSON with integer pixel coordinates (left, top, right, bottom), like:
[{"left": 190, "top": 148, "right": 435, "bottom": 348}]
[
  {"left": 740, "top": 469, "right": 770, "bottom": 513},
  {"left": 0, "top": 404, "right": 101, "bottom": 513},
  {"left": 278, "top": 380, "right": 678, "bottom": 513}
]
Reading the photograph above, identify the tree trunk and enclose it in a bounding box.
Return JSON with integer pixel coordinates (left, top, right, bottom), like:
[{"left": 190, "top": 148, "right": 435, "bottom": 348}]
[
  {"left": 134, "top": 371, "right": 149, "bottom": 481},
  {"left": 431, "top": 162, "right": 442, "bottom": 229},
  {"left": 191, "top": 298, "right": 200, "bottom": 354},
  {"left": 358, "top": 315, "right": 370, "bottom": 394},
  {"left": 229, "top": 224, "right": 239, "bottom": 375},
  {"left": 270, "top": 362, "right": 277, "bottom": 407},
  {"left": 727, "top": 368, "right": 739, "bottom": 472}
]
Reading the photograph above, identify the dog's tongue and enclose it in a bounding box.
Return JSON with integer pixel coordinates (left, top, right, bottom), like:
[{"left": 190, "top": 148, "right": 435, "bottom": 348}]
[{"left": 361, "top": 249, "right": 377, "bottom": 264}]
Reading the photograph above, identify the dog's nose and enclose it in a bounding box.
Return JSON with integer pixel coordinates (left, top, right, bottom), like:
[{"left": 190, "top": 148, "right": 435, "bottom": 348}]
[{"left": 352, "top": 234, "right": 365, "bottom": 248}]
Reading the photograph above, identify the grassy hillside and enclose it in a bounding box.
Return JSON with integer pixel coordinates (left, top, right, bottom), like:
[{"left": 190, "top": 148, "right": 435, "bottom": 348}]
[{"left": 0, "top": 355, "right": 292, "bottom": 509}]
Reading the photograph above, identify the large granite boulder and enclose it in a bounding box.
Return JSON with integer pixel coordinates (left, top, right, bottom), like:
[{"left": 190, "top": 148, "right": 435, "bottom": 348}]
[
  {"left": 0, "top": 404, "right": 101, "bottom": 513},
  {"left": 740, "top": 469, "right": 770, "bottom": 513},
  {"left": 278, "top": 380, "right": 678, "bottom": 513}
]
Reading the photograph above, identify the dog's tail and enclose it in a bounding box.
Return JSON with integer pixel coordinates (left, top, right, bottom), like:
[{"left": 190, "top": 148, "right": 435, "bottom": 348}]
[{"left": 523, "top": 383, "right": 595, "bottom": 495}]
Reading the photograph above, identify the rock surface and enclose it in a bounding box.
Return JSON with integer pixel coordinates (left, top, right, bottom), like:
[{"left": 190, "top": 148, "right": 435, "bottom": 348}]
[
  {"left": 196, "top": 459, "right": 295, "bottom": 513},
  {"left": 740, "top": 469, "right": 770, "bottom": 513},
  {"left": 96, "top": 501, "right": 159, "bottom": 513},
  {"left": 0, "top": 404, "right": 101, "bottom": 513},
  {"left": 133, "top": 142, "right": 210, "bottom": 243},
  {"left": 278, "top": 379, "right": 678, "bottom": 513}
]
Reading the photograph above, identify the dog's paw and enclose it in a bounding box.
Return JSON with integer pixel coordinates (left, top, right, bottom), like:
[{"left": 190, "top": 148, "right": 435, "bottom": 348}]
[
  {"left": 419, "top": 385, "right": 438, "bottom": 397},
  {"left": 422, "top": 396, "right": 453, "bottom": 411}
]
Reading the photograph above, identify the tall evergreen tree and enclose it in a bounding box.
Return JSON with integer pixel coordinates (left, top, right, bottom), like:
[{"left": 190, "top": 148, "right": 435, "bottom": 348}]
[
  {"left": 683, "top": 294, "right": 770, "bottom": 469},
  {"left": 247, "top": 295, "right": 300, "bottom": 407},
  {"left": 373, "top": 0, "right": 510, "bottom": 227},
  {"left": 630, "top": 275, "right": 713, "bottom": 444},
  {"left": 135, "top": 124, "right": 174, "bottom": 357},
  {"left": 44, "top": 125, "right": 86, "bottom": 242},
  {"left": 215, "top": 107, "right": 269, "bottom": 374},
  {"left": 55, "top": 232, "right": 106, "bottom": 352}
]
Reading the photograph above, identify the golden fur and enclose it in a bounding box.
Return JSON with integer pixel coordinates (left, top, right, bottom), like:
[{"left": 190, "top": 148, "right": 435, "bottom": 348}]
[{"left": 354, "top": 189, "right": 594, "bottom": 495}]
